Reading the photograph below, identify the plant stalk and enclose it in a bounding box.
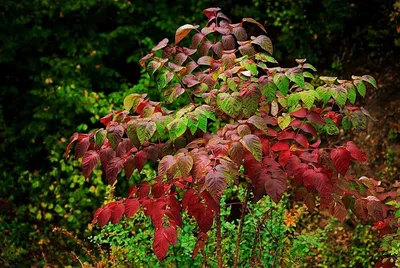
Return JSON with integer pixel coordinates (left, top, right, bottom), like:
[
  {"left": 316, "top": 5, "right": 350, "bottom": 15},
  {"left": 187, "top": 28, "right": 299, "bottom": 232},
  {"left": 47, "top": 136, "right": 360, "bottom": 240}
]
[{"left": 233, "top": 184, "right": 251, "bottom": 268}]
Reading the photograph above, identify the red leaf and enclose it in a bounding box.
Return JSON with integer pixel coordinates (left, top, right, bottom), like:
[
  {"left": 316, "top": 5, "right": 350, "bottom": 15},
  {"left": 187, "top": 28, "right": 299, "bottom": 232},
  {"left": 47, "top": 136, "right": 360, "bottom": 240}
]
[
  {"left": 314, "top": 172, "right": 332, "bottom": 198},
  {"left": 329, "top": 199, "right": 347, "bottom": 223},
  {"left": 345, "top": 141, "right": 367, "bottom": 163},
  {"left": 100, "top": 147, "right": 116, "bottom": 172},
  {"left": 106, "top": 157, "right": 124, "bottom": 184},
  {"left": 65, "top": 132, "right": 79, "bottom": 159},
  {"left": 306, "top": 111, "right": 325, "bottom": 125},
  {"left": 271, "top": 141, "right": 289, "bottom": 152},
  {"left": 153, "top": 228, "right": 171, "bottom": 260},
  {"left": 82, "top": 150, "right": 100, "bottom": 179},
  {"left": 124, "top": 155, "right": 135, "bottom": 179},
  {"left": 330, "top": 147, "right": 351, "bottom": 175},
  {"left": 203, "top": 7, "right": 221, "bottom": 19},
  {"left": 295, "top": 134, "right": 309, "bottom": 148},
  {"left": 205, "top": 168, "right": 226, "bottom": 200},
  {"left": 242, "top": 18, "right": 267, "bottom": 33},
  {"left": 175, "top": 24, "right": 199, "bottom": 45},
  {"left": 278, "top": 150, "right": 291, "bottom": 166},
  {"left": 354, "top": 199, "right": 368, "bottom": 221},
  {"left": 110, "top": 203, "right": 125, "bottom": 224},
  {"left": 196, "top": 207, "right": 214, "bottom": 233},
  {"left": 299, "top": 123, "right": 317, "bottom": 137},
  {"left": 125, "top": 199, "right": 140, "bottom": 218},
  {"left": 97, "top": 208, "right": 111, "bottom": 228},
  {"left": 277, "top": 130, "right": 295, "bottom": 140},
  {"left": 151, "top": 38, "right": 169, "bottom": 52},
  {"left": 134, "top": 150, "right": 147, "bottom": 172},
  {"left": 100, "top": 113, "right": 113, "bottom": 126},
  {"left": 163, "top": 226, "right": 178, "bottom": 246},
  {"left": 264, "top": 178, "right": 286, "bottom": 203},
  {"left": 137, "top": 182, "right": 150, "bottom": 199},
  {"left": 290, "top": 108, "right": 307, "bottom": 118},
  {"left": 367, "top": 200, "right": 386, "bottom": 221},
  {"left": 167, "top": 195, "right": 182, "bottom": 226},
  {"left": 75, "top": 137, "right": 90, "bottom": 159}
]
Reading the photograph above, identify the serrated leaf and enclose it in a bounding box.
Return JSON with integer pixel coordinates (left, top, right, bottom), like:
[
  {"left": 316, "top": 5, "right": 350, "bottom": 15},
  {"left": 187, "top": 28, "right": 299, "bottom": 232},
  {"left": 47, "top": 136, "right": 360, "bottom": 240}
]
[
  {"left": 286, "top": 68, "right": 305, "bottom": 89},
  {"left": 300, "top": 91, "right": 315, "bottom": 109},
  {"left": 261, "top": 79, "right": 277, "bottom": 102},
  {"left": 177, "top": 155, "right": 193, "bottom": 178},
  {"left": 217, "top": 93, "right": 242, "bottom": 117},
  {"left": 242, "top": 91, "right": 260, "bottom": 117},
  {"left": 265, "top": 178, "right": 286, "bottom": 203},
  {"left": 240, "top": 134, "right": 262, "bottom": 162},
  {"left": 316, "top": 86, "right": 331, "bottom": 104},
  {"left": 287, "top": 93, "right": 301, "bottom": 107},
  {"left": 167, "top": 117, "right": 188, "bottom": 140},
  {"left": 273, "top": 73, "right": 289, "bottom": 96}
]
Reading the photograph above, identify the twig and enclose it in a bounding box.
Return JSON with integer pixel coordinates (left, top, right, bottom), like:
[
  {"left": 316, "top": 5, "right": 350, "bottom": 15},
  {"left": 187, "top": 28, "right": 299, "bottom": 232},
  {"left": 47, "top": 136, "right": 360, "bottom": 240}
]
[{"left": 233, "top": 184, "right": 251, "bottom": 268}]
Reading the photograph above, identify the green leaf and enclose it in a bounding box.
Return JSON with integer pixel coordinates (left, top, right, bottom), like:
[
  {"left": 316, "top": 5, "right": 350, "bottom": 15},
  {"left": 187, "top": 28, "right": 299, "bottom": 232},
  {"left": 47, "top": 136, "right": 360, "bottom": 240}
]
[
  {"left": 303, "top": 72, "right": 314, "bottom": 79},
  {"left": 242, "top": 60, "right": 258, "bottom": 75},
  {"left": 126, "top": 121, "right": 140, "bottom": 147},
  {"left": 95, "top": 129, "right": 107, "bottom": 148},
  {"left": 278, "top": 113, "right": 292, "bottom": 130},
  {"left": 136, "top": 121, "right": 157, "bottom": 145},
  {"left": 323, "top": 118, "right": 339, "bottom": 135},
  {"left": 300, "top": 91, "right": 316, "bottom": 109},
  {"left": 187, "top": 118, "right": 198, "bottom": 135},
  {"left": 240, "top": 134, "right": 262, "bottom": 162},
  {"left": 198, "top": 115, "right": 207, "bottom": 132},
  {"left": 354, "top": 80, "right": 366, "bottom": 97},
  {"left": 123, "top": 94, "right": 142, "bottom": 112},
  {"left": 316, "top": 86, "right": 331, "bottom": 104},
  {"left": 287, "top": 93, "right": 301, "bottom": 107},
  {"left": 362, "top": 75, "right": 377, "bottom": 89},
  {"left": 345, "top": 83, "right": 357, "bottom": 104},
  {"left": 261, "top": 80, "right": 277, "bottom": 102},
  {"left": 342, "top": 116, "right": 352, "bottom": 131},
  {"left": 303, "top": 63, "right": 317, "bottom": 71},
  {"left": 156, "top": 70, "right": 174, "bottom": 90},
  {"left": 332, "top": 87, "right": 347, "bottom": 106},
  {"left": 242, "top": 92, "right": 260, "bottom": 117},
  {"left": 217, "top": 93, "right": 242, "bottom": 117},
  {"left": 273, "top": 73, "right": 289, "bottom": 96},
  {"left": 286, "top": 68, "right": 305, "bottom": 89},
  {"left": 255, "top": 53, "right": 278, "bottom": 63},
  {"left": 167, "top": 117, "right": 188, "bottom": 141}
]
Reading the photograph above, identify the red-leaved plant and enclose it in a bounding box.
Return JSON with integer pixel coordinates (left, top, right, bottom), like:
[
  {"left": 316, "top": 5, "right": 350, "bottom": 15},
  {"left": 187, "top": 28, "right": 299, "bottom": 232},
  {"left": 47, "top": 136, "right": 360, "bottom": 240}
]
[{"left": 66, "top": 8, "right": 398, "bottom": 265}]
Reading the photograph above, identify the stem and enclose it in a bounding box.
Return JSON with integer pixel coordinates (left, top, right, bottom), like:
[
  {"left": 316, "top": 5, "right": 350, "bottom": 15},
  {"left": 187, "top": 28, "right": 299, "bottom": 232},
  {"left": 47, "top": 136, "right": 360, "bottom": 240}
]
[
  {"left": 216, "top": 213, "right": 223, "bottom": 268},
  {"left": 233, "top": 184, "right": 251, "bottom": 268}
]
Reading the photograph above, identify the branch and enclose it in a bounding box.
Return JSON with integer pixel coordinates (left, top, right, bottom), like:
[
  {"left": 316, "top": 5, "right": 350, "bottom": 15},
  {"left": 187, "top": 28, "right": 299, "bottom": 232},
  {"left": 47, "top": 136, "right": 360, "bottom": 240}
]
[
  {"left": 216, "top": 213, "right": 223, "bottom": 268},
  {"left": 233, "top": 184, "right": 251, "bottom": 268}
]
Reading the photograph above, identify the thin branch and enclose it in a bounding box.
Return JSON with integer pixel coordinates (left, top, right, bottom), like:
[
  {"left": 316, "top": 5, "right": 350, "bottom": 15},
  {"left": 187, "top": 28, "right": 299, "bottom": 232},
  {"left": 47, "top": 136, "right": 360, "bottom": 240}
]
[
  {"left": 233, "top": 184, "right": 251, "bottom": 268},
  {"left": 216, "top": 213, "right": 223, "bottom": 268}
]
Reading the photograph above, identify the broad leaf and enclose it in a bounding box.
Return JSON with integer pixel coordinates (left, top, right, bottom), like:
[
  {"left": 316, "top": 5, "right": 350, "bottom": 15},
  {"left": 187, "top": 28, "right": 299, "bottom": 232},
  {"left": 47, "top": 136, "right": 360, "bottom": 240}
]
[
  {"left": 330, "top": 147, "right": 351, "bottom": 175},
  {"left": 175, "top": 24, "right": 199, "bottom": 44},
  {"left": 240, "top": 134, "right": 262, "bottom": 162},
  {"left": 82, "top": 150, "right": 100, "bottom": 179}
]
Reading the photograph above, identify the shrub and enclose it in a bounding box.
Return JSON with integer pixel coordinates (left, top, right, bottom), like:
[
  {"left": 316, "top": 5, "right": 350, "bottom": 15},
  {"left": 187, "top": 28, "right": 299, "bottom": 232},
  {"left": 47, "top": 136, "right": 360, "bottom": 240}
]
[{"left": 66, "top": 7, "right": 396, "bottom": 266}]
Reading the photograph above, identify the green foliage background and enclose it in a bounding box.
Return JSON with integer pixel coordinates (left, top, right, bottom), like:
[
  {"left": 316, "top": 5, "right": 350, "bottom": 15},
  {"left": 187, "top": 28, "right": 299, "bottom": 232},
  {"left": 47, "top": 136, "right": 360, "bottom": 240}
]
[{"left": 0, "top": 0, "right": 398, "bottom": 266}]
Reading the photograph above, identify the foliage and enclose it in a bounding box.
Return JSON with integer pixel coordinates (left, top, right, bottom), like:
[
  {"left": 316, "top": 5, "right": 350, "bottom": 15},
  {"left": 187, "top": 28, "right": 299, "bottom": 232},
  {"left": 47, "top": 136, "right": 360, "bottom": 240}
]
[{"left": 66, "top": 7, "right": 397, "bottom": 265}]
